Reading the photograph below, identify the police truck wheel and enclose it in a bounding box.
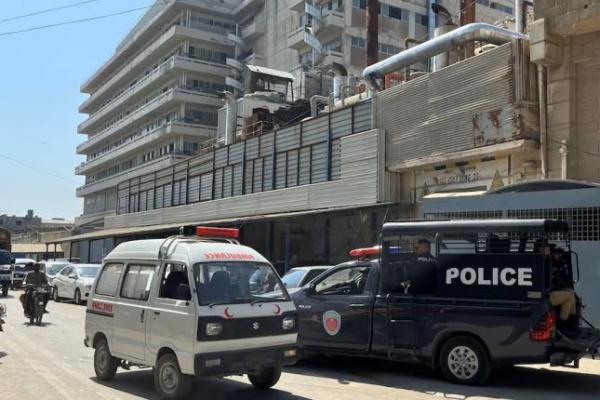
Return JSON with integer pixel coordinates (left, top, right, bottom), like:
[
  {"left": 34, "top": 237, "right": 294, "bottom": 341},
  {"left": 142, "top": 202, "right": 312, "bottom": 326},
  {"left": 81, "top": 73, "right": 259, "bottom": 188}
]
[
  {"left": 248, "top": 367, "right": 282, "bottom": 389},
  {"left": 154, "top": 353, "right": 192, "bottom": 400},
  {"left": 439, "top": 337, "right": 491, "bottom": 385},
  {"left": 94, "top": 339, "right": 119, "bottom": 381},
  {"left": 74, "top": 289, "right": 82, "bottom": 305}
]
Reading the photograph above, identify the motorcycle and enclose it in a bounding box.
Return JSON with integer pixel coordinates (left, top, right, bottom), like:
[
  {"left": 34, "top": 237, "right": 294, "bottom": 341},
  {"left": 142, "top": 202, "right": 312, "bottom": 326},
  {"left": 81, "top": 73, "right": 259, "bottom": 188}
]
[
  {"left": 26, "top": 285, "right": 49, "bottom": 326},
  {"left": 0, "top": 303, "right": 6, "bottom": 331}
]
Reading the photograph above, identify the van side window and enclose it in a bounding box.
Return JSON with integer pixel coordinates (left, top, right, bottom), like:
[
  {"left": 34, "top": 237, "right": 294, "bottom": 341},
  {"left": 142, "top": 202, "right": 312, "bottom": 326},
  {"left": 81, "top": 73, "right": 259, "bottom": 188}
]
[
  {"left": 159, "top": 263, "right": 191, "bottom": 301},
  {"left": 95, "top": 263, "right": 124, "bottom": 297},
  {"left": 121, "top": 264, "right": 156, "bottom": 301}
]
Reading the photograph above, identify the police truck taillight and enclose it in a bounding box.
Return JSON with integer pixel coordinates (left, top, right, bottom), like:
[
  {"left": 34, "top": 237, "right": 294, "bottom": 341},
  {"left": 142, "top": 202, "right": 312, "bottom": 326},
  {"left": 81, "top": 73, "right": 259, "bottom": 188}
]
[{"left": 529, "top": 311, "right": 556, "bottom": 342}]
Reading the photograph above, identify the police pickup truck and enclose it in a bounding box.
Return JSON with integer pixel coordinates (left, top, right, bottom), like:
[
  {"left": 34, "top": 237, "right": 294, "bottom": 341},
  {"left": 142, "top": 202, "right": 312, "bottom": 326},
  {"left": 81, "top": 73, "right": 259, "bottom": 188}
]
[{"left": 292, "top": 219, "right": 600, "bottom": 385}]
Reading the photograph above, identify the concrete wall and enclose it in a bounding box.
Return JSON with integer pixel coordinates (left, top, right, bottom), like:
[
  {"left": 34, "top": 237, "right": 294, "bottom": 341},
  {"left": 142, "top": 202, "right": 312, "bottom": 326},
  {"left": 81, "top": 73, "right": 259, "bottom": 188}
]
[{"left": 531, "top": 2, "right": 600, "bottom": 182}]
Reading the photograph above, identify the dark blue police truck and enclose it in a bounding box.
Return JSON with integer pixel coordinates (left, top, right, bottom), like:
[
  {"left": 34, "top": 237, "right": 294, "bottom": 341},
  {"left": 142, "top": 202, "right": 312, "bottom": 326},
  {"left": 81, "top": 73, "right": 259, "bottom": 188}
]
[{"left": 292, "top": 219, "right": 600, "bottom": 385}]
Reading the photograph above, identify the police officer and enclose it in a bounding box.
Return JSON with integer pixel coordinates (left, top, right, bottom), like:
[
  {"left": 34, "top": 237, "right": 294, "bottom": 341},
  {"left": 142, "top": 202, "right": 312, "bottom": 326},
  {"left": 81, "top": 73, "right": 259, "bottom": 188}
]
[
  {"left": 408, "top": 239, "right": 438, "bottom": 295},
  {"left": 546, "top": 247, "right": 577, "bottom": 330},
  {"left": 20, "top": 263, "right": 50, "bottom": 316}
]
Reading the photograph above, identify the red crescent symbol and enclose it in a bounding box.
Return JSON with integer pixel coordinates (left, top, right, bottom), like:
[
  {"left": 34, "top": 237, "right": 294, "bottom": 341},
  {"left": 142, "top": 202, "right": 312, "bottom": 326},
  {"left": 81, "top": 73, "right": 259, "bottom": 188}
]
[
  {"left": 224, "top": 307, "right": 234, "bottom": 319},
  {"left": 273, "top": 304, "right": 281, "bottom": 315}
]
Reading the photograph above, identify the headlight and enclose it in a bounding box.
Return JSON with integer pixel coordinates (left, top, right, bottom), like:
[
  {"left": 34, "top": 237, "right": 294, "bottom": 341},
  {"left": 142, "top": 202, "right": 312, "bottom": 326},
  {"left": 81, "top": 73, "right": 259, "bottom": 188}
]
[
  {"left": 282, "top": 317, "right": 295, "bottom": 330},
  {"left": 0, "top": 266, "right": 9, "bottom": 271},
  {"left": 206, "top": 322, "right": 223, "bottom": 336}
]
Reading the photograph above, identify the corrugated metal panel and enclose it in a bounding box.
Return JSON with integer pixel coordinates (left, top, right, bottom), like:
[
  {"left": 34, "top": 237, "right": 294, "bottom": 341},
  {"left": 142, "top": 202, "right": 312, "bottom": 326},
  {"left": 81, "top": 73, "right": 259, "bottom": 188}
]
[
  {"left": 223, "top": 166, "right": 233, "bottom": 198},
  {"left": 353, "top": 99, "right": 372, "bottom": 133},
  {"left": 244, "top": 161, "right": 253, "bottom": 194},
  {"left": 189, "top": 159, "right": 213, "bottom": 176},
  {"left": 331, "top": 108, "right": 352, "bottom": 139},
  {"left": 379, "top": 43, "right": 516, "bottom": 169},
  {"left": 260, "top": 132, "right": 274, "bottom": 157},
  {"left": 174, "top": 171, "right": 186, "bottom": 181},
  {"left": 233, "top": 164, "right": 243, "bottom": 197},
  {"left": 331, "top": 139, "right": 341, "bottom": 180},
  {"left": 302, "top": 116, "right": 328, "bottom": 145},
  {"left": 214, "top": 169, "right": 223, "bottom": 199},
  {"left": 275, "top": 153, "right": 286, "bottom": 189},
  {"left": 188, "top": 176, "right": 201, "bottom": 203},
  {"left": 246, "top": 137, "right": 259, "bottom": 160},
  {"left": 217, "top": 107, "right": 226, "bottom": 142},
  {"left": 229, "top": 142, "right": 245, "bottom": 164},
  {"left": 200, "top": 174, "right": 213, "bottom": 201},
  {"left": 287, "top": 150, "right": 299, "bottom": 187},
  {"left": 263, "top": 156, "right": 273, "bottom": 190},
  {"left": 155, "top": 186, "right": 164, "bottom": 209},
  {"left": 215, "top": 147, "right": 228, "bottom": 168},
  {"left": 163, "top": 185, "right": 172, "bottom": 207},
  {"left": 299, "top": 147, "right": 311, "bottom": 185},
  {"left": 311, "top": 143, "right": 328, "bottom": 183},
  {"left": 276, "top": 126, "right": 300, "bottom": 151}
]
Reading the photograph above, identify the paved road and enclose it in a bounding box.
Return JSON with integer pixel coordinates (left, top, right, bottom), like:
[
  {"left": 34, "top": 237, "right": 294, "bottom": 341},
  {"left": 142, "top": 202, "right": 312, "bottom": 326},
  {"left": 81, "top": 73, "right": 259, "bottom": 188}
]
[{"left": 1, "top": 291, "right": 599, "bottom": 400}]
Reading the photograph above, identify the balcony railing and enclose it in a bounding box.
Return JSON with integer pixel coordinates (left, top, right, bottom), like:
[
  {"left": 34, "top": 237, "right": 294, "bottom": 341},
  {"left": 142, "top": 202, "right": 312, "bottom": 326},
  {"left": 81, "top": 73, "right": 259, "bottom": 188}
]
[
  {"left": 316, "top": 11, "right": 344, "bottom": 37},
  {"left": 77, "top": 87, "right": 221, "bottom": 153}
]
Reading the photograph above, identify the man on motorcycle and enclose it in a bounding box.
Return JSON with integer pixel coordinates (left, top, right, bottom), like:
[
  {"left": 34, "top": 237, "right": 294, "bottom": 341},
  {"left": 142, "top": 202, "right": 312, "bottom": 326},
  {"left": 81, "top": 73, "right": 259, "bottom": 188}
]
[{"left": 20, "top": 263, "right": 50, "bottom": 317}]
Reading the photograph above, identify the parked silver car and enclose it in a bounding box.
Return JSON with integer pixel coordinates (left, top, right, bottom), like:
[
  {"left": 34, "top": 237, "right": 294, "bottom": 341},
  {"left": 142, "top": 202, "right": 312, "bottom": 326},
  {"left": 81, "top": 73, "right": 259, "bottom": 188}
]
[
  {"left": 52, "top": 264, "right": 100, "bottom": 305},
  {"left": 281, "top": 265, "right": 333, "bottom": 294}
]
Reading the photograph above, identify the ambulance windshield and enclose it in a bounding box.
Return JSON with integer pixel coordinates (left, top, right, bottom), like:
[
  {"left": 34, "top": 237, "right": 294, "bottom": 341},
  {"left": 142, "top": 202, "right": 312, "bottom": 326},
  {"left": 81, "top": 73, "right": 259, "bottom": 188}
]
[{"left": 193, "top": 262, "right": 289, "bottom": 306}]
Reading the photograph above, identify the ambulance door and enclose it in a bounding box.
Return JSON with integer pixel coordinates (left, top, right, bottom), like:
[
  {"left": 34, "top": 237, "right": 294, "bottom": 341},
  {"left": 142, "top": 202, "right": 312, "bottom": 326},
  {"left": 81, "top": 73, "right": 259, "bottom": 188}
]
[
  {"left": 147, "top": 263, "right": 196, "bottom": 374},
  {"left": 296, "top": 264, "right": 374, "bottom": 353},
  {"left": 112, "top": 263, "right": 157, "bottom": 362}
]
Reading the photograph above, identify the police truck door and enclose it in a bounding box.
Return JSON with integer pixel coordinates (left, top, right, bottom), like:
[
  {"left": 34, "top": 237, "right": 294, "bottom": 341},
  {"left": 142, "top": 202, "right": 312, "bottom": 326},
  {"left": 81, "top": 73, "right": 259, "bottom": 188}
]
[{"left": 297, "top": 264, "right": 373, "bottom": 352}]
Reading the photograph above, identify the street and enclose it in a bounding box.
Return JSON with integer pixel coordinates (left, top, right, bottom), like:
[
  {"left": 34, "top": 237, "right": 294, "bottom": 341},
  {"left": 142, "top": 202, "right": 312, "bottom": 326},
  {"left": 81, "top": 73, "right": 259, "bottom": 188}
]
[{"left": 0, "top": 292, "right": 598, "bottom": 400}]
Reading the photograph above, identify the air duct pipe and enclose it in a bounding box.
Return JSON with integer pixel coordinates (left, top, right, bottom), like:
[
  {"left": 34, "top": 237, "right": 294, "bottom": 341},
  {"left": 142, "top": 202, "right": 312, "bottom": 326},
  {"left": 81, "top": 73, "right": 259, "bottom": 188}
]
[
  {"left": 515, "top": 0, "right": 523, "bottom": 33},
  {"left": 331, "top": 62, "right": 348, "bottom": 101},
  {"left": 310, "top": 95, "right": 330, "bottom": 118},
  {"left": 223, "top": 91, "right": 237, "bottom": 145},
  {"left": 363, "top": 23, "right": 528, "bottom": 90}
]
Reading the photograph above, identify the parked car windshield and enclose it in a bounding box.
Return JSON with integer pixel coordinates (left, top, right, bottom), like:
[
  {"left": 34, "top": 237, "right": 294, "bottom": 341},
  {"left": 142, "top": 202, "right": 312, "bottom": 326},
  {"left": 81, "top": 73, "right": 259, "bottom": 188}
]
[
  {"left": 281, "top": 269, "right": 305, "bottom": 288},
  {"left": 48, "top": 263, "right": 68, "bottom": 275},
  {"left": 0, "top": 252, "right": 11, "bottom": 264},
  {"left": 77, "top": 266, "right": 100, "bottom": 278},
  {"left": 193, "top": 262, "right": 289, "bottom": 306}
]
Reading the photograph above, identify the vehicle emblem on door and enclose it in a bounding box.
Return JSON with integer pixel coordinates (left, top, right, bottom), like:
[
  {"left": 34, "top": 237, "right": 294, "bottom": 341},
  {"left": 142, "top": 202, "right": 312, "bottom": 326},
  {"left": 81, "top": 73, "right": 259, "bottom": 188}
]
[
  {"left": 322, "top": 310, "right": 341, "bottom": 336},
  {"left": 252, "top": 322, "right": 260, "bottom": 330}
]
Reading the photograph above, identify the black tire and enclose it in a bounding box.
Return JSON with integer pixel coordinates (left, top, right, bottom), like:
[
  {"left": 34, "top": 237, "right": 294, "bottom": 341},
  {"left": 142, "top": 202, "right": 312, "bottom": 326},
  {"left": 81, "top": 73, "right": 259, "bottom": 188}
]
[
  {"left": 52, "top": 287, "right": 60, "bottom": 302},
  {"left": 248, "top": 367, "right": 282, "bottom": 390},
  {"left": 1, "top": 285, "right": 8, "bottom": 297},
  {"left": 74, "top": 289, "right": 82, "bottom": 305},
  {"left": 154, "top": 353, "right": 192, "bottom": 400},
  {"left": 439, "top": 336, "right": 491, "bottom": 385},
  {"left": 94, "top": 339, "right": 119, "bottom": 381}
]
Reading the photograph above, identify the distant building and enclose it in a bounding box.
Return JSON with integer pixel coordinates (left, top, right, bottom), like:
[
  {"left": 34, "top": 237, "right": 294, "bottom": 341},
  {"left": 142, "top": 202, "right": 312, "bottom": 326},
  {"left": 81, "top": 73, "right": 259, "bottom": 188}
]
[{"left": 0, "top": 210, "right": 41, "bottom": 236}]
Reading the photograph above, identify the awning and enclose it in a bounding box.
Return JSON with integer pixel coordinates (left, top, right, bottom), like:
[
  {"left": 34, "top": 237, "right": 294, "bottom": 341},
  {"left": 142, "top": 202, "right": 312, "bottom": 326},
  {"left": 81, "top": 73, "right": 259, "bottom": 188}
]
[
  {"left": 423, "top": 190, "right": 487, "bottom": 199},
  {"left": 246, "top": 65, "right": 295, "bottom": 82},
  {"left": 56, "top": 204, "right": 391, "bottom": 243}
]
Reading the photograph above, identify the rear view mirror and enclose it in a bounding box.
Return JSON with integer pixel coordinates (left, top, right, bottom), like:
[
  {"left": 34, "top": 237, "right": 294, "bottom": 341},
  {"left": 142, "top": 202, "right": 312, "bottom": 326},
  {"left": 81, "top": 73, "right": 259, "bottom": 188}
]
[{"left": 305, "top": 285, "right": 315, "bottom": 295}]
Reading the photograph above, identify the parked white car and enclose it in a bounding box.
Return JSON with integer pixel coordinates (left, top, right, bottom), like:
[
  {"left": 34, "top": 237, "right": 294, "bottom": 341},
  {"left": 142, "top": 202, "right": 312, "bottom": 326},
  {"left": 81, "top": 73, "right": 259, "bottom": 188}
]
[
  {"left": 40, "top": 260, "right": 70, "bottom": 285},
  {"left": 52, "top": 264, "right": 100, "bottom": 305},
  {"left": 281, "top": 266, "right": 333, "bottom": 294}
]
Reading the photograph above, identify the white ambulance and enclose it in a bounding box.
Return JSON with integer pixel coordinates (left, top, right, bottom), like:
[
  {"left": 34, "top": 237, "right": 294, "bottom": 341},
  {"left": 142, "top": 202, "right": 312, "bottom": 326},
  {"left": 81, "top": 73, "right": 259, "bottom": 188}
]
[{"left": 84, "top": 227, "right": 298, "bottom": 399}]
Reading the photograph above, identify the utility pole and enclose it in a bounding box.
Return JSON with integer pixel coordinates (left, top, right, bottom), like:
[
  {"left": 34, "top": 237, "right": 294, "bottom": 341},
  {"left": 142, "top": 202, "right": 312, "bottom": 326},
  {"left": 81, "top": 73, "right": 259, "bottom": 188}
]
[
  {"left": 460, "top": 0, "right": 476, "bottom": 58},
  {"left": 366, "top": 0, "right": 379, "bottom": 66}
]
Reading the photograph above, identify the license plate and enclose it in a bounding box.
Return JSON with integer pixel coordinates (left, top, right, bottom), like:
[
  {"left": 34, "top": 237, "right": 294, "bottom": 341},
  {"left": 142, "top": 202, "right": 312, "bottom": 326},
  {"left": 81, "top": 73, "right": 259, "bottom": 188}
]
[{"left": 38, "top": 301, "right": 44, "bottom": 306}]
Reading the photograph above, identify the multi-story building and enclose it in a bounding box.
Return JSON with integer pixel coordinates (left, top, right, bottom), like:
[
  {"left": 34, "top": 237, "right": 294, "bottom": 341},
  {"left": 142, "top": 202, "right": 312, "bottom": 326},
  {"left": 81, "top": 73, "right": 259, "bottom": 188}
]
[
  {"left": 76, "top": 0, "right": 298, "bottom": 229},
  {"left": 0, "top": 210, "right": 41, "bottom": 236}
]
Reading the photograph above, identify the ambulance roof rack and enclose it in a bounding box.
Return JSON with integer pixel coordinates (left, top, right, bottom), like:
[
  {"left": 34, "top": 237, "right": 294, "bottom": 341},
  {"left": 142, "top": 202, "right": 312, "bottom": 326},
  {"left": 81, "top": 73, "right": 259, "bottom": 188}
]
[{"left": 158, "top": 226, "right": 241, "bottom": 259}]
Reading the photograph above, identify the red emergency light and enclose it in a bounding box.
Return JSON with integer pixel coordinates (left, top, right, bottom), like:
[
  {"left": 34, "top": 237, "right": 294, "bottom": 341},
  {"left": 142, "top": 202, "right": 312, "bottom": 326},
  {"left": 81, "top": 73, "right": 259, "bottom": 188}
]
[
  {"left": 349, "top": 246, "right": 381, "bottom": 258},
  {"left": 196, "top": 226, "right": 239, "bottom": 239}
]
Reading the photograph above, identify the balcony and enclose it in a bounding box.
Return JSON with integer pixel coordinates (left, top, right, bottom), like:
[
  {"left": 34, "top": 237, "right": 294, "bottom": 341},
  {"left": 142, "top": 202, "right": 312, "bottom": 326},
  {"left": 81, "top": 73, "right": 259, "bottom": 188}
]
[
  {"left": 75, "top": 121, "right": 216, "bottom": 175},
  {"left": 316, "top": 11, "right": 344, "bottom": 37},
  {"left": 241, "top": 19, "right": 265, "bottom": 40},
  {"left": 320, "top": 50, "right": 344, "bottom": 66},
  {"left": 243, "top": 53, "right": 265, "bottom": 66},
  {"left": 77, "top": 88, "right": 222, "bottom": 153},
  {"left": 289, "top": 0, "right": 305, "bottom": 12},
  {"left": 76, "top": 154, "right": 187, "bottom": 197},
  {"left": 288, "top": 27, "right": 310, "bottom": 51},
  {"left": 226, "top": 57, "right": 245, "bottom": 72},
  {"left": 80, "top": 25, "right": 232, "bottom": 112}
]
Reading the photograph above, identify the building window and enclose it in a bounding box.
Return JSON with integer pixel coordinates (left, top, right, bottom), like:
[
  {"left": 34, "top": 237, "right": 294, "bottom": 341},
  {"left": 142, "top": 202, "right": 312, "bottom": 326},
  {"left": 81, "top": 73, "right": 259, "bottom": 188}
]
[{"left": 416, "top": 13, "right": 428, "bottom": 27}]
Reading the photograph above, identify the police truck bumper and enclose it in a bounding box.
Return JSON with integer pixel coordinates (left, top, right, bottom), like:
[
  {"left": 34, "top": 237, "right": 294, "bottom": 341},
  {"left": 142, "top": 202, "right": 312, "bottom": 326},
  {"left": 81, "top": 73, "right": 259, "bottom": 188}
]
[{"left": 194, "top": 345, "right": 298, "bottom": 376}]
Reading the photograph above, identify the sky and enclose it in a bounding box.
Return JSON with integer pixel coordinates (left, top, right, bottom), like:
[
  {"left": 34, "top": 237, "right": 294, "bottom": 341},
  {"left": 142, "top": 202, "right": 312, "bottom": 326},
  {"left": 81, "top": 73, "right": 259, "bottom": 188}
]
[{"left": 0, "top": 0, "right": 153, "bottom": 220}]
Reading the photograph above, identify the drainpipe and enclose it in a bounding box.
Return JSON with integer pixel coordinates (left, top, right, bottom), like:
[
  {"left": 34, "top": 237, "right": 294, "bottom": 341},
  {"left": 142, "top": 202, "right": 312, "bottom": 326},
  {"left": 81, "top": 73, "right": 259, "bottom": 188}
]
[
  {"left": 223, "top": 91, "right": 237, "bottom": 145},
  {"left": 559, "top": 140, "right": 568, "bottom": 180},
  {"left": 310, "top": 95, "right": 330, "bottom": 117},
  {"left": 537, "top": 64, "right": 548, "bottom": 179},
  {"left": 515, "top": 0, "right": 523, "bottom": 33},
  {"left": 363, "top": 23, "right": 528, "bottom": 90}
]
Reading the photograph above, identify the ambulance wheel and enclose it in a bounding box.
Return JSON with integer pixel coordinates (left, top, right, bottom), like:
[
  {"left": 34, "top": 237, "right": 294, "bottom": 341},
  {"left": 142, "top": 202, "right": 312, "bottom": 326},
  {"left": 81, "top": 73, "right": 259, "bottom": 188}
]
[
  {"left": 94, "top": 339, "right": 119, "bottom": 381},
  {"left": 439, "top": 336, "right": 491, "bottom": 385},
  {"left": 154, "top": 353, "right": 192, "bottom": 400},
  {"left": 248, "top": 367, "right": 282, "bottom": 389}
]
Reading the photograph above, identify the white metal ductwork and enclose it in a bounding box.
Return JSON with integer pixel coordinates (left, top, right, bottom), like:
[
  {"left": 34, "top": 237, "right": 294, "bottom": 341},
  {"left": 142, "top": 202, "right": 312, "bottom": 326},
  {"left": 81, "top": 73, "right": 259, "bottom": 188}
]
[
  {"left": 223, "top": 91, "right": 237, "bottom": 145},
  {"left": 362, "top": 23, "right": 528, "bottom": 90}
]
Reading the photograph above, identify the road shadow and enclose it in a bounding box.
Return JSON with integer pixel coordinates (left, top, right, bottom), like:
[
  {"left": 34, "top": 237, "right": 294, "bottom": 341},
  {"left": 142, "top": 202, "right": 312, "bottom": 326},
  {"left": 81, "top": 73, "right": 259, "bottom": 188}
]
[
  {"left": 0, "top": 294, "right": 16, "bottom": 299},
  {"left": 92, "top": 369, "right": 310, "bottom": 400},
  {"left": 288, "top": 356, "right": 600, "bottom": 400},
  {"left": 22, "top": 321, "right": 53, "bottom": 327}
]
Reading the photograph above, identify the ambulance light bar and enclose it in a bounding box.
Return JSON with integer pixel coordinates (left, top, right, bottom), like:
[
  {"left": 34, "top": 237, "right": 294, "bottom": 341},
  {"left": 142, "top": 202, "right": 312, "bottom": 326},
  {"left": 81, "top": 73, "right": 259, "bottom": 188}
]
[
  {"left": 196, "top": 227, "right": 239, "bottom": 239},
  {"left": 349, "top": 246, "right": 381, "bottom": 258}
]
